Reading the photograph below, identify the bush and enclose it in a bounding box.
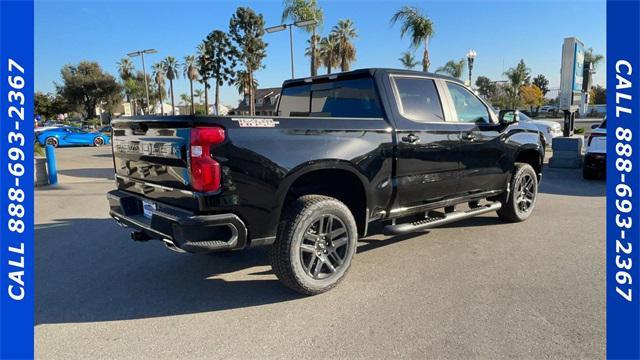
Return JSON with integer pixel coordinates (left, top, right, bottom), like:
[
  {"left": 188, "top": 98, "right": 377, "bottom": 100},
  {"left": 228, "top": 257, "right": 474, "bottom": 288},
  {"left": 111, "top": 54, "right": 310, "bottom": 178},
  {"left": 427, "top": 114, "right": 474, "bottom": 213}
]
[{"left": 34, "top": 142, "right": 45, "bottom": 158}]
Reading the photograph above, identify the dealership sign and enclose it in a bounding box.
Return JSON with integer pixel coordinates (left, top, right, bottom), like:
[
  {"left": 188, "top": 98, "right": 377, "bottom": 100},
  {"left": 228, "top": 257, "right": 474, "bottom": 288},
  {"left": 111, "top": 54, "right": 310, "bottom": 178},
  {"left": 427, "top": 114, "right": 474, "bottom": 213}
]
[{"left": 559, "top": 37, "right": 585, "bottom": 111}]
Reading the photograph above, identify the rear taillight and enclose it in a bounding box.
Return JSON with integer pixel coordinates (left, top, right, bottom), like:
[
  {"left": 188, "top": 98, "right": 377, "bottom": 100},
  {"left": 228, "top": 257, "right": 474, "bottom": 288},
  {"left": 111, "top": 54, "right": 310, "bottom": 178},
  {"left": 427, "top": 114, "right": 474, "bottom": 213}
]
[
  {"left": 588, "top": 132, "right": 605, "bottom": 146},
  {"left": 189, "top": 127, "right": 225, "bottom": 192}
]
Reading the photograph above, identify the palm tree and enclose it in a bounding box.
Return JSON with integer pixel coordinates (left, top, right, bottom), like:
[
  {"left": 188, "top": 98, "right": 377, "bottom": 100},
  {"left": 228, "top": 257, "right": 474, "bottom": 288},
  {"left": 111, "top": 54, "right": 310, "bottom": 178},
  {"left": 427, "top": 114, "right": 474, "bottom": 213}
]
[
  {"left": 436, "top": 59, "right": 465, "bottom": 79},
  {"left": 584, "top": 47, "right": 604, "bottom": 72},
  {"left": 183, "top": 55, "right": 199, "bottom": 115},
  {"left": 235, "top": 70, "right": 258, "bottom": 97},
  {"left": 117, "top": 58, "right": 135, "bottom": 111},
  {"left": 282, "top": 0, "right": 323, "bottom": 76},
  {"left": 399, "top": 52, "right": 419, "bottom": 69},
  {"left": 194, "top": 89, "right": 204, "bottom": 105},
  {"left": 197, "top": 42, "right": 211, "bottom": 115},
  {"left": 305, "top": 34, "right": 322, "bottom": 73},
  {"left": 180, "top": 93, "right": 192, "bottom": 106},
  {"left": 162, "top": 56, "right": 179, "bottom": 115},
  {"left": 318, "top": 35, "right": 339, "bottom": 74},
  {"left": 390, "top": 6, "right": 435, "bottom": 72},
  {"left": 152, "top": 62, "right": 166, "bottom": 115},
  {"left": 330, "top": 19, "right": 357, "bottom": 72},
  {"left": 504, "top": 59, "right": 531, "bottom": 108},
  {"left": 117, "top": 58, "right": 135, "bottom": 81}
]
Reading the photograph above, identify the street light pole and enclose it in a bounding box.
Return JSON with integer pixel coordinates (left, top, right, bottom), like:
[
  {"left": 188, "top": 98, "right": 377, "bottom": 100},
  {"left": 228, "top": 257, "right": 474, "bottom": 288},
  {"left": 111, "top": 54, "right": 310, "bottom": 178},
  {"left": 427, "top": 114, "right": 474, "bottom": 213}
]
[
  {"left": 467, "top": 49, "right": 477, "bottom": 88},
  {"left": 127, "top": 49, "right": 158, "bottom": 114},
  {"left": 266, "top": 19, "right": 317, "bottom": 79},
  {"left": 288, "top": 25, "right": 295, "bottom": 79}
]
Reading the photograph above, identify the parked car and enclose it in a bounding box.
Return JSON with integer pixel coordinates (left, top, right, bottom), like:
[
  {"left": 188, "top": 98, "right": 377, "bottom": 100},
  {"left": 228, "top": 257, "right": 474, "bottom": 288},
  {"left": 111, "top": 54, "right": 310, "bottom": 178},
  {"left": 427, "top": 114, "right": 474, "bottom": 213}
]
[
  {"left": 539, "top": 105, "right": 557, "bottom": 113},
  {"left": 583, "top": 118, "right": 606, "bottom": 179},
  {"left": 504, "top": 110, "right": 562, "bottom": 146},
  {"left": 98, "top": 125, "right": 112, "bottom": 135},
  {"left": 36, "top": 126, "right": 110, "bottom": 148},
  {"left": 107, "top": 68, "right": 545, "bottom": 295}
]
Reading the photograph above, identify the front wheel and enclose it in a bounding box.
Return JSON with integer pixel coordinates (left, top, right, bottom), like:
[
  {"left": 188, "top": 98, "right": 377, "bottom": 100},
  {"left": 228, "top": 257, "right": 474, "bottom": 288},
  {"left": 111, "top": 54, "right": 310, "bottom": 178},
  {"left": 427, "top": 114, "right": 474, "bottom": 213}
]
[
  {"left": 45, "top": 137, "right": 58, "bottom": 148},
  {"left": 93, "top": 137, "right": 105, "bottom": 146},
  {"left": 270, "top": 195, "right": 358, "bottom": 295},
  {"left": 497, "top": 163, "right": 539, "bottom": 222}
]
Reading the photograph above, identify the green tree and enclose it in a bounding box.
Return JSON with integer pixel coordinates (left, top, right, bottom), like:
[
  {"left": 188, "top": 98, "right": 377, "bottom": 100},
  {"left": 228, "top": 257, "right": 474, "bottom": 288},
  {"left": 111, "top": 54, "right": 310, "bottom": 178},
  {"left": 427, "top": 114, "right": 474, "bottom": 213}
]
[
  {"left": 117, "top": 58, "right": 135, "bottom": 82},
  {"left": 436, "top": 59, "right": 465, "bottom": 79},
  {"left": 584, "top": 47, "right": 604, "bottom": 72},
  {"left": 475, "top": 76, "right": 497, "bottom": 100},
  {"left": 183, "top": 55, "right": 199, "bottom": 115},
  {"left": 282, "top": 0, "right": 323, "bottom": 76},
  {"left": 399, "top": 51, "right": 419, "bottom": 70},
  {"left": 590, "top": 85, "right": 606, "bottom": 104},
  {"left": 194, "top": 89, "right": 204, "bottom": 104},
  {"left": 152, "top": 62, "right": 166, "bottom": 115},
  {"left": 180, "top": 93, "right": 192, "bottom": 105},
  {"left": 330, "top": 19, "right": 357, "bottom": 72},
  {"left": 532, "top": 74, "right": 549, "bottom": 96},
  {"left": 318, "top": 35, "right": 339, "bottom": 74},
  {"left": 305, "top": 34, "right": 322, "bottom": 73},
  {"left": 504, "top": 59, "right": 531, "bottom": 107},
  {"left": 35, "top": 92, "right": 69, "bottom": 119},
  {"left": 390, "top": 6, "right": 434, "bottom": 72},
  {"left": 234, "top": 70, "right": 258, "bottom": 96},
  {"left": 196, "top": 42, "right": 211, "bottom": 114},
  {"left": 229, "top": 7, "right": 267, "bottom": 116},
  {"left": 202, "top": 30, "right": 237, "bottom": 115},
  {"left": 56, "top": 61, "right": 122, "bottom": 119},
  {"left": 162, "top": 56, "right": 180, "bottom": 115}
]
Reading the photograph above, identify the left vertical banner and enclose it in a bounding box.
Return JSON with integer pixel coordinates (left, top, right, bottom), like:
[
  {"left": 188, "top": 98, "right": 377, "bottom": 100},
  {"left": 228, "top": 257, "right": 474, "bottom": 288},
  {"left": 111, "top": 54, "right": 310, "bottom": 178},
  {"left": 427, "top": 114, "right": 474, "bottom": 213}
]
[{"left": 0, "top": 0, "right": 35, "bottom": 359}]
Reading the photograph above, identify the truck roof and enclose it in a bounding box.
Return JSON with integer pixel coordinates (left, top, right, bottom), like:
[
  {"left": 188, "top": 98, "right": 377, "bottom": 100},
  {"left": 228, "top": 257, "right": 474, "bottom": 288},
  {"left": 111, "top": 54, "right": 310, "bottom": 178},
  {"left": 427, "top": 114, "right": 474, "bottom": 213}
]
[{"left": 282, "top": 68, "right": 466, "bottom": 87}]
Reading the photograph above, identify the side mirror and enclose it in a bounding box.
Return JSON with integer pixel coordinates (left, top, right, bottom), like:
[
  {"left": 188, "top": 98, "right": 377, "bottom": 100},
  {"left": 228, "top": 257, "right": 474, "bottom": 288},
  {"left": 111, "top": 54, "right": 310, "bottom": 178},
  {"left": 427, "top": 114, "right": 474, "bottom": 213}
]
[{"left": 499, "top": 110, "right": 520, "bottom": 124}]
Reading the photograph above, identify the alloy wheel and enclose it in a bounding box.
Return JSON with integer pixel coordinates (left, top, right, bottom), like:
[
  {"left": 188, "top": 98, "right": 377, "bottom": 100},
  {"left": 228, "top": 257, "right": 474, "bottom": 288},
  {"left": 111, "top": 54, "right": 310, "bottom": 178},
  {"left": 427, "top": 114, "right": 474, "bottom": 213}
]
[
  {"left": 516, "top": 173, "right": 536, "bottom": 213},
  {"left": 299, "top": 214, "right": 350, "bottom": 280}
]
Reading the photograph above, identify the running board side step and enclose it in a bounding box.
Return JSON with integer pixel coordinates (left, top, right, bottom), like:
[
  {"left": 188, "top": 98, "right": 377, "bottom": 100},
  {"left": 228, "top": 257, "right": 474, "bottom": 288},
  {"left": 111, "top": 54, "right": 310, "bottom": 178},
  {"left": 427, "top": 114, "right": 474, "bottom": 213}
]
[{"left": 383, "top": 202, "right": 502, "bottom": 235}]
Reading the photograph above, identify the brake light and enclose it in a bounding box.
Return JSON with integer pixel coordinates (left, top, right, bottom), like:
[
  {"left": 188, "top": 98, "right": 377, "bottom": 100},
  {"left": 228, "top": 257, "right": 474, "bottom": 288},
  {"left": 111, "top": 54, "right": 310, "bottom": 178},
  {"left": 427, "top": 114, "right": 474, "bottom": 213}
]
[
  {"left": 189, "top": 127, "right": 225, "bottom": 192},
  {"left": 588, "top": 132, "right": 605, "bottom": 146}
]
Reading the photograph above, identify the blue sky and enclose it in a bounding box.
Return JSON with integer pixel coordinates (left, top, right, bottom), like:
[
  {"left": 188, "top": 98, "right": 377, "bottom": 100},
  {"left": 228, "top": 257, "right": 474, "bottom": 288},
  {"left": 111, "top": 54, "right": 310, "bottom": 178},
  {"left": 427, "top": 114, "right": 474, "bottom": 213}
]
[{"left": 35, "top": 0, "right": 605, "bottom": 106}]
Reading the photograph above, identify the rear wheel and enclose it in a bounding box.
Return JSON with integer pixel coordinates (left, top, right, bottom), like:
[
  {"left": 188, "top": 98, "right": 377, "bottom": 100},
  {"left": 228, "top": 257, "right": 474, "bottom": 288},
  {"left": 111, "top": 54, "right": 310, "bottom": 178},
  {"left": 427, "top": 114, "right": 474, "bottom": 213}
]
[
  {"left": 45, "top": 137, "right": 58, "bottom": 148},
  {"left": 497, "top": 163, "right": 538, "bottom": 222},
  {"left": 582, "top": 165, "right": 596, "bottom": 180},
  {"left": 270, "top": 195, "right": 357, "bottom": 295},
  {"left": 93, "top": 137, "right": 104, "bottom": 146}
]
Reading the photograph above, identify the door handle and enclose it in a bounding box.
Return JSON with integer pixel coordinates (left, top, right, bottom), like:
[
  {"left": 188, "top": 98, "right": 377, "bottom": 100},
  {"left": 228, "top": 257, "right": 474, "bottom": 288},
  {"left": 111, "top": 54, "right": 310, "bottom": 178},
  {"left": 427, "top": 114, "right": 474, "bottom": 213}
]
[
  {"left": 463, "top": 132, "right": 476, "bottom": 141},
  {"left": 401, "top": 133, "right": 420, "bottom": 144}
]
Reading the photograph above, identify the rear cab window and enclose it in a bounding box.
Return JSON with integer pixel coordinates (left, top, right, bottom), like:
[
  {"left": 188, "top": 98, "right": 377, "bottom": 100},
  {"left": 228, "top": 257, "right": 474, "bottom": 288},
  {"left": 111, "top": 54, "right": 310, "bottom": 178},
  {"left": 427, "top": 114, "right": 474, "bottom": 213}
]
[
  {"left": 391, "top": 77, "right": 444, "bottom": 123},
  {"left": 277, "top": 77, "right": 383, "bottom": 118}
]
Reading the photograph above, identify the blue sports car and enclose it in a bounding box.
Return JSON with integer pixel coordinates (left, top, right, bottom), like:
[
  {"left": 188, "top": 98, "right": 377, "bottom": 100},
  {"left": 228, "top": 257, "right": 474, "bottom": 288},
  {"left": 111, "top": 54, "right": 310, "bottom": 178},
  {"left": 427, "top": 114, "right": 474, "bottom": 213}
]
[{"left": 36, "top": 126, "right": 110, "bottom": 148}]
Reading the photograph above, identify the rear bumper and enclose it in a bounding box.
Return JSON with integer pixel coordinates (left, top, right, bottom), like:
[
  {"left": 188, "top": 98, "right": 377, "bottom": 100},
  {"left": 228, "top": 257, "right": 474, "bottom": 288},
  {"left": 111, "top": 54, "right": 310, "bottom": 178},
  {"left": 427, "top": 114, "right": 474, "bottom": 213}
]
[{"left": 107, "top": 189, "right": 247, "bottom": 253}]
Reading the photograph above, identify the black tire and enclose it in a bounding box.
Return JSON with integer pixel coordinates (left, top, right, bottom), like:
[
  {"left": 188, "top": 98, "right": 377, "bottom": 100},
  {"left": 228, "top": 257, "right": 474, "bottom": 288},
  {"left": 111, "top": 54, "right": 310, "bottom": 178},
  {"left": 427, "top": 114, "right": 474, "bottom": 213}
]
[
  {"left": 270, "top": 195, "right": 358, "bottom": 295},
  {"left": 45, "top": 137, "right": 58, "bottom": 148},
  {"left": 582, "top": 166, "right": 596, "bottom": 180},
  {"left": 497, "top": 163, "right": 538, "bottom": 222},
  {"left": 93, "top": 137, "right": 104, "bottom": 146}
]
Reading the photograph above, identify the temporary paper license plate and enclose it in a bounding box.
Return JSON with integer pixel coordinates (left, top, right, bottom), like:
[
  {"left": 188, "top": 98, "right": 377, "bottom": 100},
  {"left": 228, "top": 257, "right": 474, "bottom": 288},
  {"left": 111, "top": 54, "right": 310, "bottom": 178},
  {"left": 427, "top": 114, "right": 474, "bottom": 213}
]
[{"left": 142, "top": 200, "right": 156, "bottom": 219}]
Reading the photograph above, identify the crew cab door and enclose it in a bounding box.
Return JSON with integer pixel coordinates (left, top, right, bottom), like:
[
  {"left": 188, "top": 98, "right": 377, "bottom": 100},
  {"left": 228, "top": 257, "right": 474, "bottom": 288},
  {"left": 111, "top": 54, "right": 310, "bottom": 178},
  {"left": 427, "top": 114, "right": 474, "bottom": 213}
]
[
  {"left": 385, "top": 75, "right": 462, "bottom": 210},
  {"left": 442, "top": 81, "right": 509, "bottom": 194}
]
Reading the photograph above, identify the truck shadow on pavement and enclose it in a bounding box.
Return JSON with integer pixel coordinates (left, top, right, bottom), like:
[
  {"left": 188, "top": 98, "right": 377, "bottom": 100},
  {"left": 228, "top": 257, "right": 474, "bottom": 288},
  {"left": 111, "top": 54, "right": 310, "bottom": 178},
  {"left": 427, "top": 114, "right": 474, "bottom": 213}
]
[
  {"left": 35, "top": 218, "right": 426, "bottom": 325},
  {"left": 538, "top": 166, "right": 605, "bottom": 197},
  {"left": 57, "top": 168, "right": 115, "bottom": 180}
]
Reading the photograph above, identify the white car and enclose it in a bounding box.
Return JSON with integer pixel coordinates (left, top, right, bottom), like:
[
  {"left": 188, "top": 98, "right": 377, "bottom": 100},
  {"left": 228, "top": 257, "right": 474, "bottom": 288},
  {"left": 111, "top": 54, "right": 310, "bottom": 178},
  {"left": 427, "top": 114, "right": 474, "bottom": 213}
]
[
  {"left": 518, "top": 112, "right": 563, "bottom": 146},
  {"left": 583, "top": 119, "right": 606, "bottom": 179},
  {"left": 539, "top": 105, "right": 557, "bottom": 113}
]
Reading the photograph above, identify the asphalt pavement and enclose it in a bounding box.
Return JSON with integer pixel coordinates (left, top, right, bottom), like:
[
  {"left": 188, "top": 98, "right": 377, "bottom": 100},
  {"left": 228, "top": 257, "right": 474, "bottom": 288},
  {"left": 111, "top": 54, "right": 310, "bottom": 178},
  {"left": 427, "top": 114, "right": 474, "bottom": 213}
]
[{"left": 35, "top": 146, "right": 605, "bottom": 359}]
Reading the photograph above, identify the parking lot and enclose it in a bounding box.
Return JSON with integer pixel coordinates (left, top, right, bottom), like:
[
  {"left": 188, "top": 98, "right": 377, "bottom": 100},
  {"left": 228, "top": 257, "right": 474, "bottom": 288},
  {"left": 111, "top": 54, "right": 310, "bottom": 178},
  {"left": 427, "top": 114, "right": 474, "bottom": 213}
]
[{"left": 35, "top": 146, "right": 605, "bottom": 359}]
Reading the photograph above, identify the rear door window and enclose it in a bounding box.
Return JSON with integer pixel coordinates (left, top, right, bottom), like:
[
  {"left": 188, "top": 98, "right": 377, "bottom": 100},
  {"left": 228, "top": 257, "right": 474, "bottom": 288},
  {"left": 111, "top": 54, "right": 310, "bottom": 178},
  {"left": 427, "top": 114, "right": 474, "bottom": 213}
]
[
  {"left": 278, "top": 78, "right": 382, "bottom": 118},
  {"left": 392, "top": 77, "right": 444, "bottom": 123}
]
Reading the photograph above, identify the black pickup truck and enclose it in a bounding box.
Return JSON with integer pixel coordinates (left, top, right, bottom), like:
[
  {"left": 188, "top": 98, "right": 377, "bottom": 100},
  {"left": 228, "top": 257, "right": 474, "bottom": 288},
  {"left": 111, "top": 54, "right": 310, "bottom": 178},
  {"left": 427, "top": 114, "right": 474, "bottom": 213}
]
[{"left": 108, "top": 68, "right": 545, "bottom": 294}]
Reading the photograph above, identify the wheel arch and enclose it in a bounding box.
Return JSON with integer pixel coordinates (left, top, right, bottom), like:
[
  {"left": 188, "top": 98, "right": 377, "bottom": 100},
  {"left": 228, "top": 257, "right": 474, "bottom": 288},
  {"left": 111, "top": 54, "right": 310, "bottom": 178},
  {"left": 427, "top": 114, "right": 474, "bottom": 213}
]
[
  {"left": 514, "top": 146, "right": 543, "bottom": 180},
  {"left": 277, "top": 161, "right": 370, "bottom": 237}
]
